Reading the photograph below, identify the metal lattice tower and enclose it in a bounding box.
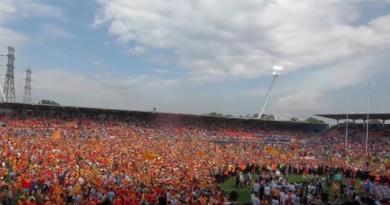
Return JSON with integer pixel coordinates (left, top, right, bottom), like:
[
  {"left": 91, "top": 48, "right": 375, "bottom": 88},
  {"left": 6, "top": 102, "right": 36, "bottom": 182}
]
[
  {"left": 4, "top": 47, "right": 16, "bottom": 102},
  {"left": 23, "top": 67, "right": 32, "bottom": 103}
]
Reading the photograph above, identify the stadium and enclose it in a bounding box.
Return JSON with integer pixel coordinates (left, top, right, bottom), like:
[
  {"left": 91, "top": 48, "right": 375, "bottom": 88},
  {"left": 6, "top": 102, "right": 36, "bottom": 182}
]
[
  {"left": 0, "top": 101, "right": 388, "bottom": 205},
  {"left": 1, "top": 1, "right": 390, "bottom": 205}
]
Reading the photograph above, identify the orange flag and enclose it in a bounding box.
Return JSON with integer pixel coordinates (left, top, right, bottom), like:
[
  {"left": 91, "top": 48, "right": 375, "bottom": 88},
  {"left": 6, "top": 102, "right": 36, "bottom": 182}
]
[
  {"left": 52, "top": 129, "right": 61, "bottom": 140},
  {"left": 143, "top": 152, "right": 157, "bottom": 160}
]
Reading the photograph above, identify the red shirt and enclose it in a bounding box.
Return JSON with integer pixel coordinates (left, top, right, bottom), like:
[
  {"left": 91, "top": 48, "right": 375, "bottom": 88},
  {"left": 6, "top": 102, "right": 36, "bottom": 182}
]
[{"left": 23, "top": 179, "right": 31, "bottom": 189}]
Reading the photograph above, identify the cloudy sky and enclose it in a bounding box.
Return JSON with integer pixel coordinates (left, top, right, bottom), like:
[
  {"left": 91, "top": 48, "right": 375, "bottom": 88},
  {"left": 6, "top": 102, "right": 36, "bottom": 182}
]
[{"left": 0, "top": 0, "right": 389, "bottom": 120}]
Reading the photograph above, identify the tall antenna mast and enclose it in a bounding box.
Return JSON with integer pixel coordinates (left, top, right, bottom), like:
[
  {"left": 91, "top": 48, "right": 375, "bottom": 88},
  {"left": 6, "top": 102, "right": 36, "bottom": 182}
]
[
  {"left": 345, "top": 85, "right": 350, "bottom": 151},
  {"left": 257, "top": 65, "right": 283, "bottom": 119},
  {"left": 4, "top": 47, "right": 16, "bottom": 102},
  {"left": 23, "top": 67, "right": 32, "bottom": 103},
  {"left": 365, "top": 83, "right": 370, "bottom": 155}
]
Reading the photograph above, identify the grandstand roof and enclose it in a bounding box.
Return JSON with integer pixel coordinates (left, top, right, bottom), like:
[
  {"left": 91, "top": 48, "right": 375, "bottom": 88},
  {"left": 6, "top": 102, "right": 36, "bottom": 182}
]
[{"left": 316, "top": 113, "right": 390, "bottom": 121}]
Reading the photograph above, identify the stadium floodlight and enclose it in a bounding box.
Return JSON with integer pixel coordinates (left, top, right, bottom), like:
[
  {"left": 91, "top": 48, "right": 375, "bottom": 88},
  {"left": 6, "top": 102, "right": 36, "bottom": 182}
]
[
  {"left": 272, "top": 65, "right": 283, "bottom": 76},
  {"left": 257, "top": 65, "right": 283, "bottom": 119}
]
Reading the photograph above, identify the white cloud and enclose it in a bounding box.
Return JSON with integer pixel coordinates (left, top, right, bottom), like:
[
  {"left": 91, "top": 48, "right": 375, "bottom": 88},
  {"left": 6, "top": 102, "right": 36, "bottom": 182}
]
[
  {"left": 278, "top": 91, "right": 322, "bottom": 112},
  {"left": 31, "top": 69, "right": 180, "bottom": 110},
  {"left": 0, "top": 0, "right": 62, "bottom": 47},
  {"left": 95, "top": 0, "right": 390, "bottom": 79},
  {"left": 277, "top": 52, "right": 388, "bottom": 115},
  {"left": 0, "top": 26, "right": 27, "bottom": 48},
  {"left": 92, "top": 0, "right": 390, "bottom": 116},
  {"left": 0, "top": 0, "right": 62, "bottom": 22}
]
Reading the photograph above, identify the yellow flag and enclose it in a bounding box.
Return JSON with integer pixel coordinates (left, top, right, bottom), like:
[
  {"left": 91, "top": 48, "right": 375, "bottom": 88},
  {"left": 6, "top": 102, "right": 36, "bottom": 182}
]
[{"left": 143, "top": 152, "right": 157, "bottom": 160}]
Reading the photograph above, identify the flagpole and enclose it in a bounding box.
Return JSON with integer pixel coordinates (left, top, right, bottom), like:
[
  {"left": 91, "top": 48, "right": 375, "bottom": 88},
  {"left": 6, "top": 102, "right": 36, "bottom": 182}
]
[
  {"left": 365, "top": 83, "right": 370, "bottom": 155},
  {"left": 345, "top": 85, "right": 350, "bottom": 151}
]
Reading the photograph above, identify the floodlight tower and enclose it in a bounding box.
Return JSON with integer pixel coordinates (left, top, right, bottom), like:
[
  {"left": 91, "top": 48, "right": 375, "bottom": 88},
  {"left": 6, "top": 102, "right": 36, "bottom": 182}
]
[
  {"left": 4, "top": 47, "right": 16, "bottom": 102},
  {"left": 257, "top": 65, "right": 283, "bottom": 119},
  {"left": 23, "top": 67, "right": 32, "bottom": 103}
]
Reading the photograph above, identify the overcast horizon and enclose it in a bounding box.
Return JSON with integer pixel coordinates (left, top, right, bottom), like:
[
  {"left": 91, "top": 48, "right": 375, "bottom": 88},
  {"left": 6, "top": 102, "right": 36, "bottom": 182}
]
[{"left": 0, "top": 0, "right": 389, "bottom": 121}]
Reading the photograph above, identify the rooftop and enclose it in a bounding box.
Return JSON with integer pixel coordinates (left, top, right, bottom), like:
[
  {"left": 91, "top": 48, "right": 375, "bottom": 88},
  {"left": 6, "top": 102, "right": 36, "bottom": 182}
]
[{"left": 316, "top": 113, "right": 390, "bottom": 121}]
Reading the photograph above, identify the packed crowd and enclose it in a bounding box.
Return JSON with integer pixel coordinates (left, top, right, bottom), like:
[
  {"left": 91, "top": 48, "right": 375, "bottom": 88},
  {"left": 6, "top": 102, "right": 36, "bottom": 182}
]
[
  {"left": 236, "top": 169, "right": 390, "bottom": 205},
  {"left": 0, "top": 114, "right": 389, "bottom": 205}
]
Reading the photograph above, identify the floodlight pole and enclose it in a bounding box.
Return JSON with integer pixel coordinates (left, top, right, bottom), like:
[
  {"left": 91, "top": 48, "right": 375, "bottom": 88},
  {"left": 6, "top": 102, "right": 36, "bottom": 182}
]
[
  {"left": 258, "top": 73, "right": 279, "bottom": 119},
  {"left": 365, "top": 83, "right": 370, "bottom": 155},
  {"left": 269, "top": 94, "right": 277, "bottom": 120}
]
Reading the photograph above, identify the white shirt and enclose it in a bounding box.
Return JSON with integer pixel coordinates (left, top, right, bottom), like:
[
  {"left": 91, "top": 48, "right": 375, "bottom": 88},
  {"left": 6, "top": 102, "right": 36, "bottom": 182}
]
[
  {"left": 272, "top": 199, "right": 280, "bottom": 205},
  {"left": 292, "top": 195, "right": 300, "bottom": 205},
  {"left": 271, "top": 181, "right": 277, "bottom": 189},
  {"left": 264, "top": 186, "right": 271, "bottom": 196},
  {"left": 288, "top": 184, "right": 295, "bottom": 192},
  {"left": 254, "top": 183, "right": 261, "bottom": 193},
  {"left": 383, "top": 186, "right": 390, "bottom": 199},
  {"left": 280, "top": 192, "right": 288, "bottom": 205},
  {"left": 251, "top": 195, "right": 261, "bottom": 205}
]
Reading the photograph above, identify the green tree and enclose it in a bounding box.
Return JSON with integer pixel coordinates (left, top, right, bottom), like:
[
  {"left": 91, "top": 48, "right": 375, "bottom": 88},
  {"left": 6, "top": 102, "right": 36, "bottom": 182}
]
[
  {"left": 305, "top": 117, "right": 325, "bottom": 124},
  {"left": 39, "top": 99, "right": 60, "bottom": 105},
  {"left": 261, "top": 114, "right": 275, "bottom": 120},
  {"left": 205, "top": 112, "right": 232, "bottom": 117}
]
